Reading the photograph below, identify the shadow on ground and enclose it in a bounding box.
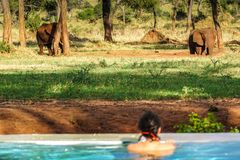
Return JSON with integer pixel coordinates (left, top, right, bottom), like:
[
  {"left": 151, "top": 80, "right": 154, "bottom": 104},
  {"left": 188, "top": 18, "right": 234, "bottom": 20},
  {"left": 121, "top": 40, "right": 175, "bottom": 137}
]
[{"left": 0, "top": 70, "right": 239, "bottom": 100}]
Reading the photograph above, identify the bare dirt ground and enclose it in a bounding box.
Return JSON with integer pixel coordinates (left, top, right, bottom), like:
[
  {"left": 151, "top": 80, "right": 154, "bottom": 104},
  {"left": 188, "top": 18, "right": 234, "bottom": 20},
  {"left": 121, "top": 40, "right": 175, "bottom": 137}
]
[
  {"left": 72, "top": 49, "right": 222, "bottom": 58},
  {"left": 0, "top": 99, "right": 239, "bottom": 134}
]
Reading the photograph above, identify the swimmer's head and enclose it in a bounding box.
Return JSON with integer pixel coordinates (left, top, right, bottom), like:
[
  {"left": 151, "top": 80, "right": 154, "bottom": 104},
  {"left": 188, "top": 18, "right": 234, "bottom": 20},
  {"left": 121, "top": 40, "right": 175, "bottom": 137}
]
[{"left": 138, "top": 111, "right": 161, "bottom": 140}]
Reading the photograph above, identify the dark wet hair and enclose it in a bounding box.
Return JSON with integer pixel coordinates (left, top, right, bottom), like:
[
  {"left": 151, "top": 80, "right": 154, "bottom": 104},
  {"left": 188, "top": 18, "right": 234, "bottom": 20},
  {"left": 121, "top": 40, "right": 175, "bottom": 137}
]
[{"left": 138, "top": 111, "right": 161, "bottom": 140}]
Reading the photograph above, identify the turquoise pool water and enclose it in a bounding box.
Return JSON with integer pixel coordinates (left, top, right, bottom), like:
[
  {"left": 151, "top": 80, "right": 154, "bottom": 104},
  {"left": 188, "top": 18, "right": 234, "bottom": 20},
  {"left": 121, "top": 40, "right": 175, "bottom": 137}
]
[{"left": 0, "top": 141, "right": 239, "bottom": 160}]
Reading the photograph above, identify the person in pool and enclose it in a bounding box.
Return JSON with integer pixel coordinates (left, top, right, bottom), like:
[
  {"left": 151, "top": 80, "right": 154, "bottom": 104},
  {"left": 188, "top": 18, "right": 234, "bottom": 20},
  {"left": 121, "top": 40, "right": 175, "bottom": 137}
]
[{"left": 128, "top": 111, "right": 176, "bottom": 157}]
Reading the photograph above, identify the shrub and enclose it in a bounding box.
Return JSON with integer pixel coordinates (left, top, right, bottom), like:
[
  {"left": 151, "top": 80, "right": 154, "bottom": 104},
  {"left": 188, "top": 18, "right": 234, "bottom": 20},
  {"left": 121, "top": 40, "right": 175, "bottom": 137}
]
[
  {"left": 71, "top": 65, "right": 95, "bottom": 84},
  {"left": 77, "top": 7, "right": 95, "bottom": 21},
  {"left": 193, "top": 12, "right": 207, "bottom": 23},
  {"left": 219, "top": 0, "right": 229, "bottom": 11},
  {"left": 42, "top": 0, "right": 56, "bottom": 13},
  {"left": 156, "top": 9, "right": 171, "bottom": 19},
  {"left": 176, "top": 2, "right": 187, "bottom": 20},
  {"left": 0, "top": 42, "right": 11, "bottom": 53},
  {"left": 230, "top": 127, "right": 240, "bottom": 133},
  {"left": 174, "top": 112, "right": 225, "bottom": 133},
  {"left": 9, "top": 0, "right": 18, "bottom": 13},
  {"left": 163, "top": 23, "right": 172, "bottom": 30},
  {"left": 93, "top": 3, "right": 102, "bottom": 19},
  {"left": 116, "top": 8, "right": 134, "bottom": 23},
  {"left": 26, "top": 11, "right": 42, "bottom": 32},
  {"left": 99, "top": 59, "right": 108, "bottom": 68}
]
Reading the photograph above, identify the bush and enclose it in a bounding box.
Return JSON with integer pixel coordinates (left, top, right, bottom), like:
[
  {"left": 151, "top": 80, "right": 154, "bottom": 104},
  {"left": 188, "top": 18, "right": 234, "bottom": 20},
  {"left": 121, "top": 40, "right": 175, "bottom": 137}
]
[
  {"left": 176, "top": 10, "right": 187, "bottom": 20},
  {"left": 9, "top": 0, "right": 18, "bottom": 13},
  {"left": 230, "top": 127, "right": 240, "bottom": 133},
  {"left": 156, "top": 8, "right": 171, "bottom": 19},
  {"left": 116, "top": 8, "right": 134, "bottom": 23},
  {"left": 174, "top": 112, "right": 225, "bottom": 133},
  {"left": 71, "top": 65, "right": 95, "bottom": 84},
  {"left": 219, "top": 0, "right": 229, "bottom": 11},
  {"left": 193, "top": 12, "right": 207, "bottom": 23},
  {"left": 93, "top": 3, "right": 102, "bottom": 19},
  {"left": 42, "top": 0, "right": 57, "bottom": 13},
  {"left": 77, "top": 7, "right": 96, "bottom": 21},
  {"left": 26, "top": 11, "right": 42, "bottom": 32},
  {"left": 0, "top": 42, "right": 11, "bottom": 53},
  {"left": 163, "top": 23, "right": 172, "bottom": 30},
  {"left": 176, "top": 3, "right": 187, "bottom": 20}
]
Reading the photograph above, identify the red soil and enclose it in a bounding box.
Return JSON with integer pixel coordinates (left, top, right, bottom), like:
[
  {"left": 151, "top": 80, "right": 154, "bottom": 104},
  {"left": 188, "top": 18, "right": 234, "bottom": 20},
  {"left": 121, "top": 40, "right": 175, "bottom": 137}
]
[{"left": 0, "top": 99, "right": 239, "bottom": 134}]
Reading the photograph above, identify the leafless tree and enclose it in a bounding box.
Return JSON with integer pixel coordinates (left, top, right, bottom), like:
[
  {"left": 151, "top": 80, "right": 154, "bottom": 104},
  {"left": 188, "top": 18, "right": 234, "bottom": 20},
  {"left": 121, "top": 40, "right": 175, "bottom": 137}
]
[
  {"left": 19, "top": 0, "right": 26, "bottom": 47},
  {"left": 153, "top": 7, "right": 157, "bottom": 29}
]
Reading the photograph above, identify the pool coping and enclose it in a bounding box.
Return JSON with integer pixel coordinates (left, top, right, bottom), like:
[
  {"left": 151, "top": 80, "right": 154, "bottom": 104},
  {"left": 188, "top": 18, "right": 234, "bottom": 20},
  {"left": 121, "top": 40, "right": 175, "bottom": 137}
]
[{"left": 0, "top": 133, "right": 239, "bottom": 144}]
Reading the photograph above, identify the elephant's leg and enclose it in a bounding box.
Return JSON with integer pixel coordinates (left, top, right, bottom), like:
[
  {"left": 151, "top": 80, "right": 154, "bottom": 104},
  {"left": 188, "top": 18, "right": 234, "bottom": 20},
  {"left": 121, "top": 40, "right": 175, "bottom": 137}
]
[
  {"left": 206, "top": 46, "right": 213, "bottom": 55},
  {"left": 189, "top": 36, "right": 195, "bottom": 54},
  {"left": 47, "top": 44, "right": 53, "bottom": 56},
  {"left": 189, "top": 46, "right": 195, "bottom": 54},
  {"left": 201, "top": 45, "right": 206, "bottom": 55},
  {"left": 59, "top": 43, "right": 63, "bottom": 54},
  {"left": 196, "top": 46, "right": 202, "bottom": 55},
  {"left": 38, "top": 44, "right": 44, "bottom": 55}
]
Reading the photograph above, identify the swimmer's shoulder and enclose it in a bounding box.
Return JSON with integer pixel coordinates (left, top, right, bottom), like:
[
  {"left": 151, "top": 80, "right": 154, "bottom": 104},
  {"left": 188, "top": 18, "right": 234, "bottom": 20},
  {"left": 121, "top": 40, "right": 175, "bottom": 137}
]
[
  {"left": 128, "top": 140, "right": 176, "bottom": 157},
  {"left": 128, "top": 140, "right": 176, "bottom": 152},
  {"left": 155, "top": 140, "right": 176, "bottom": 150},
  {"left": 127, "top": 141, "right": 147, "bottom": 152}
]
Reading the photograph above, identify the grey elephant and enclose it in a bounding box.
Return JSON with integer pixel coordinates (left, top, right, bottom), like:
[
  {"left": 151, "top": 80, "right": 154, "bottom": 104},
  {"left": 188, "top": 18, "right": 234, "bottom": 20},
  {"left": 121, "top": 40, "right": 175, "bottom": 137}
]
[{"left": 189, "top": 28, "right": 216, "bottom": 55}]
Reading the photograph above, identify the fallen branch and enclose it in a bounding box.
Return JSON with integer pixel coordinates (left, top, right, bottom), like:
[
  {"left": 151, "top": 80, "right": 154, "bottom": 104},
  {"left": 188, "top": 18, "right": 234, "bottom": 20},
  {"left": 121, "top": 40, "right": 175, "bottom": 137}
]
[{"left": 224, "top": 40, "right": 240, "bottom": 45}]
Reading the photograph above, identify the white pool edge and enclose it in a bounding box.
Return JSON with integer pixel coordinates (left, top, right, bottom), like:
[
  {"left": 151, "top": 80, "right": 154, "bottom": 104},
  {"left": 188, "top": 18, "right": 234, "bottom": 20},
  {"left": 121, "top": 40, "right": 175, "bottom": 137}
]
[{"left": 0, "top": 133, "right": 239, "bottom": 144}]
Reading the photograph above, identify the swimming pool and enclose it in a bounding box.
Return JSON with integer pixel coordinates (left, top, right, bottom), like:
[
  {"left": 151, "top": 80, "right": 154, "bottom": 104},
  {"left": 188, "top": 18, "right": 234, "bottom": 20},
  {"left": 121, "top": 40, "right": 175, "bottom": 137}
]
[{"left": 0, "top": 134, "right": 239, "bottom": 160}]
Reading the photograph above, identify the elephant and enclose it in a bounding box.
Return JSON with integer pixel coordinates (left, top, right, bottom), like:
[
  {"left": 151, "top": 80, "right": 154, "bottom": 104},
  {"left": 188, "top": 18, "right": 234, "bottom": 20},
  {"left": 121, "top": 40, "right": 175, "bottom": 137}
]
[
  {"left": 189, "top": 28, "right": 216, "bottom": 55},
  {"left": 36, "top": 23, "right": 63, "bottom": 55}
]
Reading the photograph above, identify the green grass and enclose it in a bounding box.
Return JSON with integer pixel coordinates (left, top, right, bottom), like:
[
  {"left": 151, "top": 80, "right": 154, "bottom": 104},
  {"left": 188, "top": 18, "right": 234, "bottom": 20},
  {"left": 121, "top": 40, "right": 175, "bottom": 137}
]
[{"left": 0, "top": 47, "right": 239, "bottom": 100}]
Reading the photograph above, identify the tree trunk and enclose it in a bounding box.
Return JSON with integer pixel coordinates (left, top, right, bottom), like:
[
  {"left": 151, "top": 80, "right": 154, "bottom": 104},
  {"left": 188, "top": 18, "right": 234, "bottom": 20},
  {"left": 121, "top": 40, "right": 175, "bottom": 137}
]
[
  {"left": 51, "top": 0, "right": 70, "bottom": 56},
  {"left": 1, "top": 0, "right": 12, "bottom": 44},
  {"left": 153, "top": 7, "right": 157, "bottom": 29},
  {"left": 210, "top": 0, "right": 224, "bottom": 49},
  {"left": 186, "top": 0, "right": 193, "bottom": 33},
  {"left": 172, "top": 0, "right": 178, "bottom": 31},
  {"left": 52, "top": 22, "right": 62, "bottom": 56},
  {"left": 60, "top": 0, "right": 70, "bottom": 55},
  {"left": 102, "top": 0, "right": 113, "bottom": 42},
  {"left": 197, "top": 0, "right": 202, "bottom": 16},
  {"left": 52, "top": 0, "right": 62, "bottom": 56},
  {"left": 122, "top": 5, "right": 125, "bottom": 24},
  {"left": 56, "top": 0, "right": 60, "bottom": 22},
  {"left": 19, "top": 0, "right": 26, "bottom": 47}
]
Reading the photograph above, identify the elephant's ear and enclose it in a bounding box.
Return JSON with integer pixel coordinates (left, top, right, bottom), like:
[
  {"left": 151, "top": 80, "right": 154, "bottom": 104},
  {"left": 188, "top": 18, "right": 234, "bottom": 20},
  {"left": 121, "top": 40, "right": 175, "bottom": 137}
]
[{"left": 193, "top": 31, "right": 204, "bottom": 46}]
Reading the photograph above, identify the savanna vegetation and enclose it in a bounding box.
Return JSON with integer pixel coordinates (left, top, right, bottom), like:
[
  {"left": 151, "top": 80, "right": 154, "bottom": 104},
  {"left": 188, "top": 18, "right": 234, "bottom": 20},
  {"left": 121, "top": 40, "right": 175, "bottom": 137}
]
[
  {"left": 0, "top": 0, "right": 239, "bottom": 100},
  {"left": 0, "top": 50, "right": 240, "bottom": 100}
]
